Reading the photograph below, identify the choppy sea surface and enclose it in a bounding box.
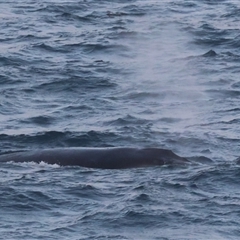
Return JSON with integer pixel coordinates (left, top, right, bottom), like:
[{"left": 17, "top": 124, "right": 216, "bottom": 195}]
[{"left": 1, "top": 0, "right": 240, "bottom": 239}]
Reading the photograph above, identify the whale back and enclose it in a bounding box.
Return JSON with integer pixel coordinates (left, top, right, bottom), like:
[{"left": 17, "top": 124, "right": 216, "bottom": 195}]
[{"left": 0, "top": 147, "right": 189, "bottom": 169}]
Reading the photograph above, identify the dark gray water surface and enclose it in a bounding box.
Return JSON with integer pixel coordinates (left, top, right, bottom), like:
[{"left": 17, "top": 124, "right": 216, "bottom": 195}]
[{"left": 1, "top": 1, "right": 240, "bottom": 239}]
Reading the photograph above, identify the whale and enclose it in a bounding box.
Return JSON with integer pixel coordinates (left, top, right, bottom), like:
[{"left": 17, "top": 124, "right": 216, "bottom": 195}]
[{"left": 0, "top": 147, "right": 189, "bottom": 169}]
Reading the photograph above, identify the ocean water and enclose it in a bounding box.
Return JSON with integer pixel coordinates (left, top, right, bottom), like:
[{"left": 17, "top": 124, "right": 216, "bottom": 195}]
[{"left": 1, "top": 0, "right": 240, "bottom": 239}]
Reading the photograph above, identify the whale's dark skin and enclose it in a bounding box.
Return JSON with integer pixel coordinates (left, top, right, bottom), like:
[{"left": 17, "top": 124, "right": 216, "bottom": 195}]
[{"left": 0, "top": 147, "right": 189, "bottom": 169}]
